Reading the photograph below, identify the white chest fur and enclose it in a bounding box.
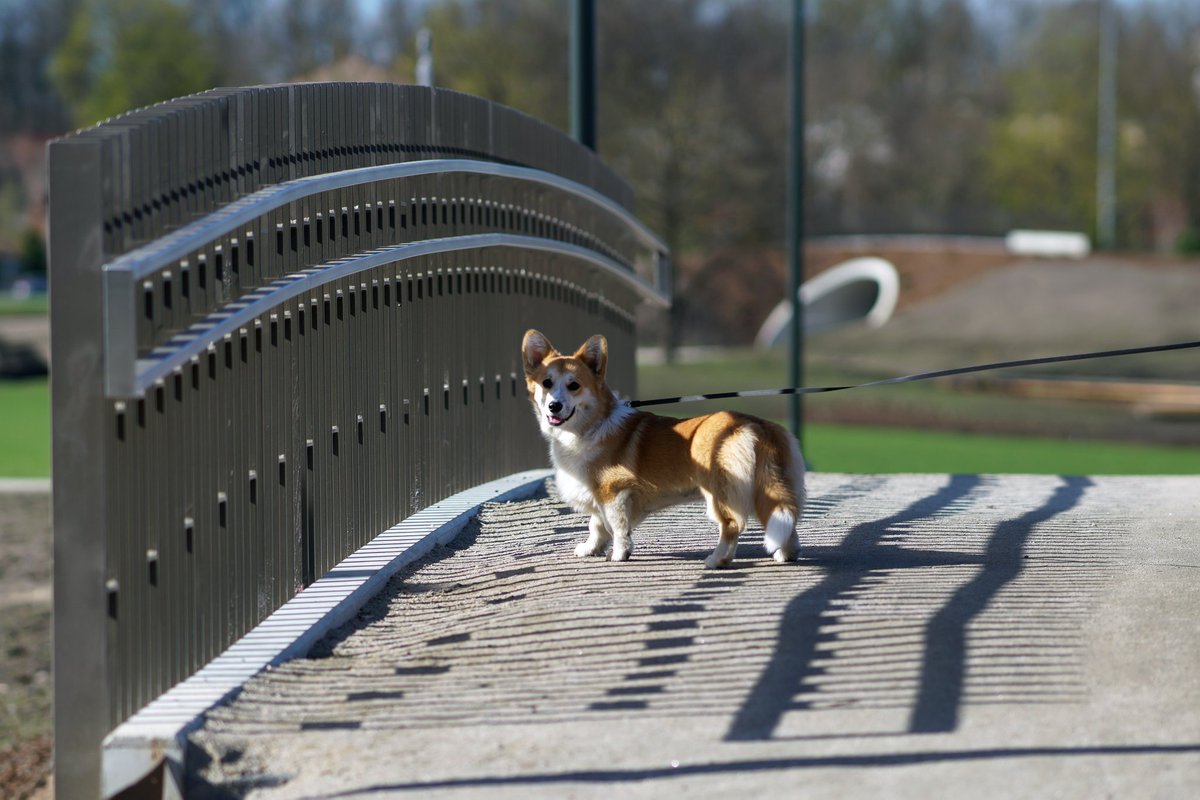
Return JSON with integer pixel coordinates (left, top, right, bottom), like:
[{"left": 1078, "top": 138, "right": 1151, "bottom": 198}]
[{"left": 548, "top": 434, "right": 600, "bottom": 514}]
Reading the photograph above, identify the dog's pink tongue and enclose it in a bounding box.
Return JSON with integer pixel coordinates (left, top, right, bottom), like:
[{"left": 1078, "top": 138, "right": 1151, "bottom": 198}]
[{"left": 548, "top": 415, "right": 564, "bottom": 426}]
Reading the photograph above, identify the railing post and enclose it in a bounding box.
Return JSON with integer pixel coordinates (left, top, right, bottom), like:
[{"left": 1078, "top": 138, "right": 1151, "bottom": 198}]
[{"left": 49, "top": 136, "right": 111, "bottom": 800}]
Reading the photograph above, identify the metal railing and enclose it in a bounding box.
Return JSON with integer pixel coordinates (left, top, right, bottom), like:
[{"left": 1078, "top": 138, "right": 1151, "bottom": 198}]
[{"left": 49, "top": 83, "right": 669, "bottom": 798}]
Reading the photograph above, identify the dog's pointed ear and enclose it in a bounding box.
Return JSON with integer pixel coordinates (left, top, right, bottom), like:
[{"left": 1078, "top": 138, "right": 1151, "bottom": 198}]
[
  {"left": 574, "top": 334, "right": 608, "bottom": 381},
  {"left": 522, "top": 329, "right": 557, "bottom": 375}
]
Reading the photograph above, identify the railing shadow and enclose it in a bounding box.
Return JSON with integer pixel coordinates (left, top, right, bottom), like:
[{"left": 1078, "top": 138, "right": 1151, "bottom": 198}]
[
  {"left": 726, "top": 474, "right": 1094, "bottom": 741},
  {"left": 909, "top": 476, "right": 1093, "bottom": 733},
  {"left": 726, "top": 473, "right": 986, "bottom": 740},
  {"left": 189, "top": 474, "right": 1164, "bottom": 797}
]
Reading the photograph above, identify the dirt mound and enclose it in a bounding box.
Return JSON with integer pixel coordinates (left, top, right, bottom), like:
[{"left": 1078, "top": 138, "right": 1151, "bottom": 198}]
[
  {"left": 680, "top": 240, "right": 1198, "bottom": 358},
  {"left": 812, "top": 256, "right": 1200, "bottom": 380},
  {"left": 679, "top": 238, "right": 1015, "bottom": 345},
  {"left": 806, "top": 237, "right": 1014, "bottom": 311}
]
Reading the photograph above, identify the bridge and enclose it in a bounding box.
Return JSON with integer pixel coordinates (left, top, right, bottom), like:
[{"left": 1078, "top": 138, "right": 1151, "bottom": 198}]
[{"left": 48, "top": 85, "right": 1198, "bottom": 798}]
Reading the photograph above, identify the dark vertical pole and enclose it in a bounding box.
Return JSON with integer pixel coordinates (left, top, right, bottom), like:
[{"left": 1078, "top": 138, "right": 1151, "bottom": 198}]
[
  {"left": 570, "top": 0, "right": 597, "bottom": 150},
  {"left": 788, "top": 0, "right": 806, "bottom": 441},
  {"left": 1096, "top": 0, "right": 1117, "bottom": 249}
]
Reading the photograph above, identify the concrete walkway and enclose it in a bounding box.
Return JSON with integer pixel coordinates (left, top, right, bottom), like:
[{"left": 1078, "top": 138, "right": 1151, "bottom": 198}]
[{"left": 187, "top": 473, "right": 1200, "bottom": 798}]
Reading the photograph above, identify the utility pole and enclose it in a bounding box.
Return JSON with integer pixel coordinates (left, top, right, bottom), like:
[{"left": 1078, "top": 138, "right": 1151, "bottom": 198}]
[
  {"left": 1096, "top": 0, "right": 1117, "bottom": 249},
  {"left": 570, "top": 0, "right": 597, "bottom": 150},
  {"left": 789, "top": 0, "right": 806, "bottom": 442}
]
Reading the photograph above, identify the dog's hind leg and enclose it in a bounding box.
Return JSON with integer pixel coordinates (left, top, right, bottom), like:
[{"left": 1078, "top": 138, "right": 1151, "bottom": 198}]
[
  {"left": 574, "top": 513, "right": 612, "bottom": 558},
  {"left": 763, "top": 507, "right": 800, "bottom": 562},
  {"left": 755, "top": 482, "right": 800, "bottom": 563},
  {"left": 701, "top": 489, "right": 746, "bottom": 569},
  {"left": 756, "top": 486, "right": 801, "bottom": 562},
  {"left": 755, "top": 427, "right": 805, "bottom": 563},
  {"left": 704, "top": 519, "right": 745, "bottom": 569}
]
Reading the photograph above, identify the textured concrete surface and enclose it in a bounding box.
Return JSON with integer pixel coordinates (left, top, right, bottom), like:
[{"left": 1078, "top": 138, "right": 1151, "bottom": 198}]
[{"left": 187, "top": 473, "right": 1200, "bottom": 798}]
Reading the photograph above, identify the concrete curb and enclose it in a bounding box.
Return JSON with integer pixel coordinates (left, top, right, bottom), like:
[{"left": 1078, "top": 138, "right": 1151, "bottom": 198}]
[
  {"left": 99, "top": 468, "right": 552, "bottom": 799},
  {"left": 0, "top": 478, "right": 51, "bottom": 493}
]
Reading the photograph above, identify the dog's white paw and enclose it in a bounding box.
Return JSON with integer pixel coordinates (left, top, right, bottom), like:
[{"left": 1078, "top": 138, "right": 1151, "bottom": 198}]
[
  {"left": 574, "top": 541, "right": 603, "bottom": 558},
  {"left": 704, "top": 553, "right": 730, "bottom": 569},
  {"left": 772, "top": 548, "right": 797, "bottom": 563},
  {"left": 609, "top": 547, "right": 631, "bottom": 562}
]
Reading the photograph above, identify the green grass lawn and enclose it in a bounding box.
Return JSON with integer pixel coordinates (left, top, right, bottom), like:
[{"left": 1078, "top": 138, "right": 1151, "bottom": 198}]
[
  {"left": 804, "top": 422, "right": 1200, "bottom": 474},
  {"left": 3, "top": 360, "right": 1199, "bottom": 477},
  {"left": 0, "top": 378, "right": 50, "bottom": 477},
  {"left": 638, "top": 351, "right": 1200, "bottom": 475},
  {"left": 0, "top": 294, "right": 48, "bottom": 316}
]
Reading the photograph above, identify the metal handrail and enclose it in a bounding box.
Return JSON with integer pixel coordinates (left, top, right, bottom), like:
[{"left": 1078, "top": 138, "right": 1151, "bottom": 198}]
[
  {"left": 102, "top": 159, "right": 668, "bottom": 282},
  {"left": 102, "top": 160, "right": 670, "bottom": 397},
  {"left": 127, "top": 233, "right": 669, "bottom": 395}
]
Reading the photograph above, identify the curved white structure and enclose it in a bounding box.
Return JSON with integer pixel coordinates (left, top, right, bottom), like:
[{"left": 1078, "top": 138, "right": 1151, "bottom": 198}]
[{"left": 756, "top": 256, "right": 900, "bottom": 348}]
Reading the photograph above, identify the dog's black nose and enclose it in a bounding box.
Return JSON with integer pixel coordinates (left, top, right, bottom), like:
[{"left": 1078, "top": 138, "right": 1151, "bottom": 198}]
[{"left": 548, "top": 400, "right": 563, "bottom": 414}]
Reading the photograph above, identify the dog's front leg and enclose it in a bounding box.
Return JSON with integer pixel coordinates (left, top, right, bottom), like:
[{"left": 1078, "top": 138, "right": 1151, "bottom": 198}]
[
  {"left": 604, "top": 493, "right": 636, "bottom": 562},
  {"left": 574, "top": 514, "right": 611, "bottom": 558}
]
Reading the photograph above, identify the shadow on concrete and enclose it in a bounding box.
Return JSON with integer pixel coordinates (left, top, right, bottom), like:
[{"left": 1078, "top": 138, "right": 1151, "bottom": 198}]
[
  {"left": 188, "top": 475, "right": 1135, "bottom": 798},
  {"left": 909, "top": 476, "right": 1093, "bottom": 733},
  {"left": 726, "top": 475, "right": 1093, "bottom": 741},
  {"left": 308, "top": 485, "right": 562, "bottom": 657},
  {"left": 320, "top": 744, "right": 1200, "bottom": 796}
]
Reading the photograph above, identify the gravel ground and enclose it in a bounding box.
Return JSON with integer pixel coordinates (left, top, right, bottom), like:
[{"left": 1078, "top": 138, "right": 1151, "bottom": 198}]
[{"left": 0, "top": 484, "right": 52, "bottom": 800}]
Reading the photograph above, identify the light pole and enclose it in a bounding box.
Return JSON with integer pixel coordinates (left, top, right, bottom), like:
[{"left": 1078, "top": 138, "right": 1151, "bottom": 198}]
[
  {"left": 1096, "top": 0, "right": 1117, "bottom": 249},
  {"left": 570, "top": 0, "right": 597, "bottom": 150},
  {"left": 789, "top": 0, "right": 807, "bottom": 442}
]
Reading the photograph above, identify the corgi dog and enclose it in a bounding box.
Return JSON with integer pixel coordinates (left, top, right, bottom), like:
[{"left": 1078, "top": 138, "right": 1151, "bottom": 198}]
[{"left": 522, "top": 329, "right": 806, "bottom": 569}]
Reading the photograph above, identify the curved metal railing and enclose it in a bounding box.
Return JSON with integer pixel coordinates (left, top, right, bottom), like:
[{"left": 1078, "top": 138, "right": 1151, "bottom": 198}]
[
  {"left": 103, "top": 158, "right": 668, "bottom": 396},
  {"left": 49, "top": 84, "right": 669, "bottom": 799}
]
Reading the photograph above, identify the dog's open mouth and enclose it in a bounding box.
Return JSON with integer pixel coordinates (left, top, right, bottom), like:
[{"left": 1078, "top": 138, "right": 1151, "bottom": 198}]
[{"left": 547, "top": 408, "right": 575, "bottom": 427}]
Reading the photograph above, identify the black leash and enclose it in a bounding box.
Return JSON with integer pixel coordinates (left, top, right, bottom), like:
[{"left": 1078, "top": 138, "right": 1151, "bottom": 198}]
[{"left": 628, "top": 339, "right": 1200, "bottom": 409}]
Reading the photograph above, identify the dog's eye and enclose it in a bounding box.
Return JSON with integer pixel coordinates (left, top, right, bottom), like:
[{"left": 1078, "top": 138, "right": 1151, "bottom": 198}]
[
  {"left": 567, "top": 381, "right": 580, "bottom": 392},
  {"left": 542, "top": 379, "right": 553, "bottom": 389}
]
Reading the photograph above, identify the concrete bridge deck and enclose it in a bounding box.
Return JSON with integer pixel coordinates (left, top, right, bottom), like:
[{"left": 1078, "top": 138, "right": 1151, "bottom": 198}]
[{"left": 186, "top": 473, "right": 1199, "bottom": 798}]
